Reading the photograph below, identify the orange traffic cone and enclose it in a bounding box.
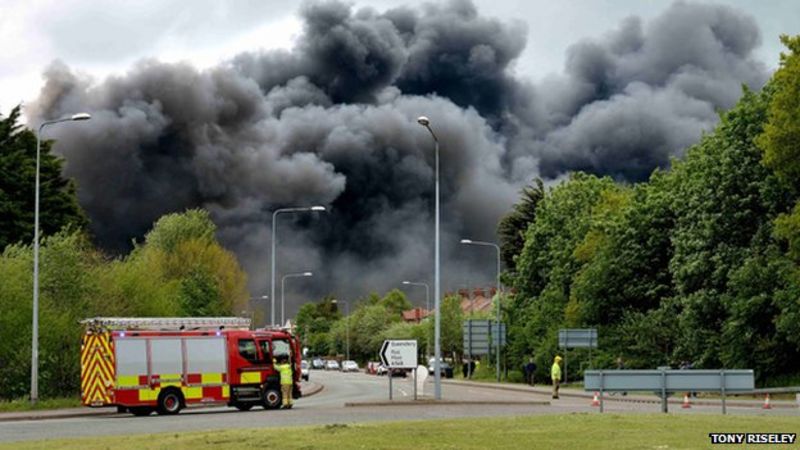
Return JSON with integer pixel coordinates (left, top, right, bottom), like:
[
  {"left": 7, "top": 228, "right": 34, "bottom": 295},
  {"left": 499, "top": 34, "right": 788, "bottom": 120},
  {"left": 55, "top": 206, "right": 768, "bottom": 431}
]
[
  {"left": 591, "top": 392, "right": 600, "bottom": 407},
  {"left": 681, "top": 393, "right": 691, "bottom": 409},
  {"left": 762, "top": 393, "right": 772, "bottom": 410}
]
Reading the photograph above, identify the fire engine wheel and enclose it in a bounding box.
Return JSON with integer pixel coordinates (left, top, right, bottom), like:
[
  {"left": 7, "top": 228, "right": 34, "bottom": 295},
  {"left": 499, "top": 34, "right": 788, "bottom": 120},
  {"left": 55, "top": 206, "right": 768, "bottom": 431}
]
[
  {"left": 157, "top": 389, "right": 184, "bottom": 415},
  {"left": 263, "top": 387, "right": 282, "bottom": 410}
]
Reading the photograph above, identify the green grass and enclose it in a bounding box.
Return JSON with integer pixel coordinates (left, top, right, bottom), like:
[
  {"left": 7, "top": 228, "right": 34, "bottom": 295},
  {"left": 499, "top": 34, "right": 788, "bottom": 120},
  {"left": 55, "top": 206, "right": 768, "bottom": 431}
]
[
  {"left": 0, "top": 397, "right": 81, "bottom": 412},
  {"left": 4, "top": 413, "right": 798, "bottom": 449}
]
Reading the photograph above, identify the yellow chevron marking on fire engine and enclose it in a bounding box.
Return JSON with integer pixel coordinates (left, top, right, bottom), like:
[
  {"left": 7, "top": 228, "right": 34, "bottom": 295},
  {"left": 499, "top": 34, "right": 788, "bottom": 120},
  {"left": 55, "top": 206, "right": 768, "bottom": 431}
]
[
  {"left": 241, "top": 372, "right": 261, "bottom": 384},
  {"left": 201, "top": 373, "right": 223, "bottom": 384},
  {"left": 222, "top": 386, "right": 230, "bottom": 398},
  {"left": 182, "top": 386, "right": 203, "bottom": 400},
  {"left": 81, "top": 332, "right": 114, "bottom": 405}
]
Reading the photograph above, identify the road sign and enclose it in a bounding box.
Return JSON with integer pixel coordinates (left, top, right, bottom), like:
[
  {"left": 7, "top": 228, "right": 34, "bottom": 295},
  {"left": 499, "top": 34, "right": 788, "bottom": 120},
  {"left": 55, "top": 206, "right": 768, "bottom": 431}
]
[
  {"left": 558, "top": 328, "right": 597, "bottom": 348},
  {"left": 380, "top": 340, "right": 418, "bottom": 369},
  {"left": 463, "top": 320, "right": 506, "bottom": 355}
]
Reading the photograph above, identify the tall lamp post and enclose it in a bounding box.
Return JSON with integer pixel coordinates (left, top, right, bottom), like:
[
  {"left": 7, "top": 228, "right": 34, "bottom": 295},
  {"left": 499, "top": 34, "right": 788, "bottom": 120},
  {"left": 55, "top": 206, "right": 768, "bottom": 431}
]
[
  {"left": 270, "top": 206, "right": 325, "bottom": 326},
  {"left": 402, "top": 280, "right": 431, "bottom": 358},
  {"left": 460, "top": 239, "right": 502, "bottom": 382},
  {"left": 331, "top": 299, "right": 349, "bottom": 361},
  {"left": 401, "top": 280, "right": 430, "bottom": 313},
  {"left": 281, "top": 272, "right": 312, "bottom": 326},
  {"left": 245, "top": 295, "right": 268, "bottom": 327},
  {"left": 31, "top": 112, "right": 92, "bottom": 404},
  {"left": 417, "top": 115, "right": 442, "bottom": 400}
]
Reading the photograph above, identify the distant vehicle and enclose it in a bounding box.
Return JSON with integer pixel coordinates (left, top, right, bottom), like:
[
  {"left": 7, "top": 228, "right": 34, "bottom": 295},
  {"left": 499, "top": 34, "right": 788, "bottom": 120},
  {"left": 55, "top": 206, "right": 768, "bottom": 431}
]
[
  {"left": 311, "top": 358, "right": 324, "bottom": 370},
  {"left": 366, "top": 361, "right": 381, "bottom": 375},
  {"left": 428, "top": 359, "right": 454, "bottom": 378},
  {"left": 341, "top": 360, "right": 359, "bottom": 372},
  {"left": 301, "top": 360, "right": 310, "bottom": 381},
  {"left": 325, "top": 360, "right": 340, "bottom": 371},
  {"left": 377, "top": 364, "right": 407, "bottom": 377}
]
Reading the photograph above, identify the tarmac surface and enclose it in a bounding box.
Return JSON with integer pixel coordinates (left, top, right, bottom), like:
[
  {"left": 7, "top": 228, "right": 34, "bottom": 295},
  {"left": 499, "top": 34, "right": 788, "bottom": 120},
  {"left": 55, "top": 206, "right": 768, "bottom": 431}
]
[{"left": 0, "top": 370, "right": 796, "bottom": 443}]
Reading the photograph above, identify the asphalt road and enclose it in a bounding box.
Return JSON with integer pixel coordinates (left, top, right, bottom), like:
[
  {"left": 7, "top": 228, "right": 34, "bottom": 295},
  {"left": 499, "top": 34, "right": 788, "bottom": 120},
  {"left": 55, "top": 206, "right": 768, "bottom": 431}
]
[{"left": 1, "top": 370, "right": 795, "bottom": 443}]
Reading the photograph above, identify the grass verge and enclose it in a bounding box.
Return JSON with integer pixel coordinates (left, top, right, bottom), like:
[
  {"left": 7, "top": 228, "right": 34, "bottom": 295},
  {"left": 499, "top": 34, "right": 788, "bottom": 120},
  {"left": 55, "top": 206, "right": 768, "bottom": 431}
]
[
  {"left": 0, "top": 397, "right": 81, "bottom": 413},
  {"left": 3, "top": 413, "right": 798, "bottom": 449}
]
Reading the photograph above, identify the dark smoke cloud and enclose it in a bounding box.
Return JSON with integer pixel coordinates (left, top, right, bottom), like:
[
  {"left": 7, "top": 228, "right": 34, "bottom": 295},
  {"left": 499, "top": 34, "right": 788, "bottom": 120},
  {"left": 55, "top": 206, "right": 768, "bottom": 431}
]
[{"left": 27, "top": 0, "right": 768, "bottom": 317}]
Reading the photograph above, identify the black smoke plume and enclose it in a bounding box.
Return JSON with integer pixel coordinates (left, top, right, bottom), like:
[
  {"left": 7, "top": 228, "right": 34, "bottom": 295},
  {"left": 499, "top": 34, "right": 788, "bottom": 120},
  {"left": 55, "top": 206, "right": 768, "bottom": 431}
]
[{"left": 26, "top": 0, "right": 768, "bottom": 316}]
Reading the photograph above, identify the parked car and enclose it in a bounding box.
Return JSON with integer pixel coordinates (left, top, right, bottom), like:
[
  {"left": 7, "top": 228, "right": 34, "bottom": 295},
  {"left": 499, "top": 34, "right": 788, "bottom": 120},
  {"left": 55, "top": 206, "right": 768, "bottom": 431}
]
[
  {"left": 428, "top": 358, "right": 454, "bottom": 378},
  {"left": 311, "top": 358, "right": 324, "bottom": 369},
  {"left": 366, "top": 361, "right": 381, "bottom": 375},
  {"left": 325, "top": 360, "right": 340, "bottom": 371},
  {"left": 341, "top": 360, "right": 359, "bottom": 372},
  {"left": 300, "top": 360, "right": 310, "bottom": 381},
  {"left": 376, "top": 364, "right": 407, "bottom": 377}
]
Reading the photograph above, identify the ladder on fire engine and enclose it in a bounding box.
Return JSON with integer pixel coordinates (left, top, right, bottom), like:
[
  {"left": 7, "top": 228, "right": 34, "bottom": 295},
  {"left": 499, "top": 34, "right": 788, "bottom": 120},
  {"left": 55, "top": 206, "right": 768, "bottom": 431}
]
[{"left": 80, "top": 317, "right": 252, "bottom": 331}]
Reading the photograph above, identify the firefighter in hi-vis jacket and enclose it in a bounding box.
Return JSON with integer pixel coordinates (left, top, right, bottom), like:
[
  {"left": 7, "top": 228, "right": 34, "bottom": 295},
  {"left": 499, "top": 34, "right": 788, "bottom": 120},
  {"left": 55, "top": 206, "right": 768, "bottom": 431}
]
[{"left": 275, "top": 355, "right": 294, "bottom": 409}]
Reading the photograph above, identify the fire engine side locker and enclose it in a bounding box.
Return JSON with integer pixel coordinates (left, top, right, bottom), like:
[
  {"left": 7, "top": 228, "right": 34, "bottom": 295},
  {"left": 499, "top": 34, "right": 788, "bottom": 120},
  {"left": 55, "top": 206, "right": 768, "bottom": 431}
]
[{"left": 113, "top": 334, "right": 231, "bottom": 408}]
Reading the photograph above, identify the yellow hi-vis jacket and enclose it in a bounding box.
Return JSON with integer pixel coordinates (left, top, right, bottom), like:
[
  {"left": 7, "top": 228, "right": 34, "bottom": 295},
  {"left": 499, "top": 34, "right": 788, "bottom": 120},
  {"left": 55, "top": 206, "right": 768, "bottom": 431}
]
[
  {"left": 551, "top": 362, "right": 561, "bottom": 381},
  {"left": 276, "top": 362, "right": 293, "bottom": 385}
]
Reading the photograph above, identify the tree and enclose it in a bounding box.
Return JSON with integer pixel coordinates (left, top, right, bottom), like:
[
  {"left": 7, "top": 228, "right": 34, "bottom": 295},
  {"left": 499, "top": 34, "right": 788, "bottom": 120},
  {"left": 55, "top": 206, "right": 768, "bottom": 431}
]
[
  {"left": 140, "top": 209, "right": 248, "bottom": 316},
  {"left": 0, "top": 105, "right": 87, "bottom": 250},
  {"left": 758, "top": 35, "right": 800, "bottom": 190},
  {"left": 497, "top": 178, "right": 545, "bottom": 271},
  {"left": 426, "top": 295, "right": 463, "bottom": 362},
  {"left": 380, "top": 289, "right": 412, "bottom": 316},
  {"left": 295, "top": 296, "right": 340, "bottom": 356},
  {"left": 144, "top": 209, "right": 215, "bottom": 253}
]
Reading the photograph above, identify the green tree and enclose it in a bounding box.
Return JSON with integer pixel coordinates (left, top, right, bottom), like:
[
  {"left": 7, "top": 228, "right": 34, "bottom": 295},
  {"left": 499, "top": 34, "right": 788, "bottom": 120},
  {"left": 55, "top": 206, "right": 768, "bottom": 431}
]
[
  {"left": 144, "top": 208, "right": 216, "bottom": 253},
  {"left": 758, "top": 35, "right": 800, "bottom": 189},
  {"left": 295, "top": 296, "right": 340, "bottom": 356},
  {"left": 426, "top": 295, "right": 464, "bottom": 362},
  {"left": 497, "top": 178, "right": 545, "bottom": 272},
  {"left": 0, "top": 105, "right": 87, "bottom": 250},
  {"left": 380, "top": 289, "right": 412, "bottom": 316}
]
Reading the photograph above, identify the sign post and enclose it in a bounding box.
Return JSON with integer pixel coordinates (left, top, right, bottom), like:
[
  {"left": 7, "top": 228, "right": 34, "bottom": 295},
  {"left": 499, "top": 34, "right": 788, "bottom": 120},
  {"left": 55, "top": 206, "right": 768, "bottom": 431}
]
[
  {"left": 558, "top": 328, "right": 598, "bottom": 383},
  {"left": 380, "top": 340, "right": 418, "bottom": 400},
  {"left": 462, "top": 319, "right": 506, "bottom": 379}
]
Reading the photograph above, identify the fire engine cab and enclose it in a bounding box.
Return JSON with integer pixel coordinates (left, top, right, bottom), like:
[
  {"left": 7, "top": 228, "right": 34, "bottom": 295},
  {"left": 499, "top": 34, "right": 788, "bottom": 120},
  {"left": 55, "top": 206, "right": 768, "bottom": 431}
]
[{"left": 80, "top": 317, "right": 302, "bottom": 416}]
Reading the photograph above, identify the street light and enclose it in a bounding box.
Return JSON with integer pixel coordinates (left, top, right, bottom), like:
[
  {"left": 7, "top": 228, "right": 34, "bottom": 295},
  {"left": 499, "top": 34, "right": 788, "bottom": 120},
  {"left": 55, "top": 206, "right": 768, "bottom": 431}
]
[
  {"left": 402, "top": 280, "right": 431, "bottom": 358},
  {"left": 281, "top": 272, "right": 313, "bottom": 325},
  {"left": 417, "top": 115, "right": 442, "bottom": 400},
  {"left": 31, "top": 112, "right": 92, "bottom": 404},
  {"left": 331, "top": 299, "right": 350, "bottom": 361},
  {"left": 270, "top": 206, "right": 326, "bottom": 326},
  {"left": 401, "top": 281, "right": 430, "bottom": 314},
  {"left": 244, "top": 295, "right": 268, "bottom": 327},
  {"left": 460, "top": 238, "right": 502, "bottom": 382}
]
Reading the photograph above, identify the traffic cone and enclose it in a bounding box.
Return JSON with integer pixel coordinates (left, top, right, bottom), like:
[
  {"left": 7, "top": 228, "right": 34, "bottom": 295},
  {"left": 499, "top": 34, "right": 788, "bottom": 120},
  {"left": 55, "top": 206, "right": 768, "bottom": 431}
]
[
  {"left": 681, "top": 393, "right": 691, "bottom": 409},
  {"left": 591, "top": 392, "right": 600, "bottom": 407},
  {"left": 762, "top": 393, "right": 772, "bottom": 410}
]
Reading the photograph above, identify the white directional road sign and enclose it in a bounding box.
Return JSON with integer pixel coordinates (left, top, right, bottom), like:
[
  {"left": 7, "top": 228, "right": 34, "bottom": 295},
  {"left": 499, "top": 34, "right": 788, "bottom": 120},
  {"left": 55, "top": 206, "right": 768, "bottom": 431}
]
[{"left": 379, "top": 340, "right": 418, "bottom": 369}]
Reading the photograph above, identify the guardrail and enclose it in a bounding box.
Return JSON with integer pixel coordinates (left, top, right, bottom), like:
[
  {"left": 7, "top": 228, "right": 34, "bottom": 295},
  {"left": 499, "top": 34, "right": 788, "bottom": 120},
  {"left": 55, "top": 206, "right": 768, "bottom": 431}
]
[{"left": 584, "top": 369, "right": 754, "bottom": 414}]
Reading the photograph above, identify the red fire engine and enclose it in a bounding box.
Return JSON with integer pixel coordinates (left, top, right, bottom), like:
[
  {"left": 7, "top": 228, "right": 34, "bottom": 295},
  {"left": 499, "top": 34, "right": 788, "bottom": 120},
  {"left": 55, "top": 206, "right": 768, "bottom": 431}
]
[{"left": 80, "top": 317, "right": 302, "bottom": 416}]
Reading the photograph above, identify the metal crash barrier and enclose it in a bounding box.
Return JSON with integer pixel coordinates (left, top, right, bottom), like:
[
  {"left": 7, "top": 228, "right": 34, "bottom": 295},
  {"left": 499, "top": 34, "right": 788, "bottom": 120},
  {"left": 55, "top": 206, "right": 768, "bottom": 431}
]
[{"left": 584, "top": 369, "right": 754, "bottom": 414}]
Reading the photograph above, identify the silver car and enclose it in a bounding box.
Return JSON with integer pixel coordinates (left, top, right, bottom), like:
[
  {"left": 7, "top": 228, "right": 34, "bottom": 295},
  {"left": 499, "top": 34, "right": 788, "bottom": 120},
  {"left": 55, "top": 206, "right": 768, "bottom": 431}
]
[
  {"left": 341, "top": 360, "right": 359, "bottom": 372},
  {"left": 325, "top": 360, "right": 340, "bottom": 370}
]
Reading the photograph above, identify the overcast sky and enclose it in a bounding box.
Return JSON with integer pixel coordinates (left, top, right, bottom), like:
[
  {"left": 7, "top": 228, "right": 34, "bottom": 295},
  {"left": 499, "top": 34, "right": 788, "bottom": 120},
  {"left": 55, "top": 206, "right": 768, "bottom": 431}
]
[{"left": 1, "top": 0, "right": 797, "bottom": 118}]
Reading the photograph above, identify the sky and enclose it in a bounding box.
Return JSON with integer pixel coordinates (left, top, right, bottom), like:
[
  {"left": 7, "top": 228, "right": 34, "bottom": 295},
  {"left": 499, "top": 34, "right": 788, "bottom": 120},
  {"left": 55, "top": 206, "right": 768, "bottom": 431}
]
[
  {"left": 1, "top": 0, "right": 797, "bottom": 117},
  {"left": 3, "top": 0, "right": 799, "bottom": 317}
]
